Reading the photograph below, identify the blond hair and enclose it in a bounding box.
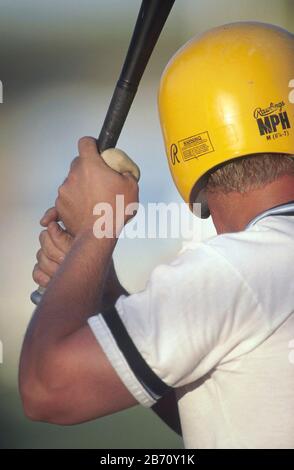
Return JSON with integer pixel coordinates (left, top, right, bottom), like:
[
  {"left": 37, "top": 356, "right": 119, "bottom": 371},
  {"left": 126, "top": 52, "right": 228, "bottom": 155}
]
[{"left": 206, "top": 154, "right": 294, "bottom": 194}]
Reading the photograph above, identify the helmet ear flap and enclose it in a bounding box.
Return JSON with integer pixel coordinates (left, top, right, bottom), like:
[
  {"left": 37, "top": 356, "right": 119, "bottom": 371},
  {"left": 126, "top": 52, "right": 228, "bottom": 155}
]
[{"left": 189, "top": 175, "right": 210, "bottom": 219}]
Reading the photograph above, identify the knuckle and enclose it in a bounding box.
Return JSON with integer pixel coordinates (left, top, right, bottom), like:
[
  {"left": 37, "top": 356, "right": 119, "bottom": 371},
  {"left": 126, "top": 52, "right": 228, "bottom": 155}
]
[
  {"left": 45, "top": 207, "right": 56, "bottom": 218},
  {"left": 33, "top": 266, "right": 45, "bottom": 285},
  {"left": 57, "top": 185, "right": 65, "bottom": 197},
  {"left": 39, "top": 229, "right": 47, "bottom": 245},
  {"left": 39, "top": 274, "right": 48, "bottom": 288},
  {"left": 36, "top": 249, "right": 42, "bottom": 262},
  {"left": 32, "top": 270, "right": 39, "bottom": 283},
  {"left": 37, "top": 250, "right": 50, "bottom": 270},
  {"left": 32, "top": 264, "right": 38, "bottom": 280},
  {"left": 70, "top": 156, "right": 79, "bottom": 170},
  {"left": 38, "top": 253, "right": 46, "bottom": 268},
  {"left": 43, "top": 243, "right": 54, "bottom": 260},
  {"left": 67, "top": 171, "right": 77, "bottom": 184}
]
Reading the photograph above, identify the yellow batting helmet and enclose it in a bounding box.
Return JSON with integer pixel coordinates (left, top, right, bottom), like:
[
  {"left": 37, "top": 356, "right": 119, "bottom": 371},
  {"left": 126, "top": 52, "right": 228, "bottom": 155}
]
[{"left": 158, "top": 22, "right": 294, "bottom": 217}]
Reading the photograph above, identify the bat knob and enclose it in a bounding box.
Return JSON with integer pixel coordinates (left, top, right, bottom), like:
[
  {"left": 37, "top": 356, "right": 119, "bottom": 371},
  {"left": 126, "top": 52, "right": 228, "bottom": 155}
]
[
  {"left": 101, "top": 148, "right": 140, "bottom": 181},
  {"left": 30, "top": 287, "right": 46, "bottom": 305}
]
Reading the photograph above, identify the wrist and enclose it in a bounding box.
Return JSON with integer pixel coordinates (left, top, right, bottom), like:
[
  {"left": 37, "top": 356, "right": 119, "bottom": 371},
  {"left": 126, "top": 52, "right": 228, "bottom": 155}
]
[
  {"left": 73, "top": 225, "right": 118, "bottom": 260},
  {"left": 75, "top": 214, "right": 123, "bottom": 243},
  {"left": 76, "top": 230, "right": 117, "bottom": 249}
]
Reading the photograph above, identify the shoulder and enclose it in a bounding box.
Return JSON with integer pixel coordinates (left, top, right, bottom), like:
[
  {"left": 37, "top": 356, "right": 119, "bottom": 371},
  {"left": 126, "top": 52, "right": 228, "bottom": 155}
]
[
  {"left": 146, "top": 235, "right": 251, "bottom": 306},
  {"left": 204, "top": 216, "right": 294, "bottom": 274}
]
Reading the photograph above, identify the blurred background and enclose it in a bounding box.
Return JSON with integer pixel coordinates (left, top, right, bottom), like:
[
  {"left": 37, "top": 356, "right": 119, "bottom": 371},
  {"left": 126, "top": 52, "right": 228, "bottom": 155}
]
[{"left": 0, "top": 0, "right": 293, "bottom": 449}]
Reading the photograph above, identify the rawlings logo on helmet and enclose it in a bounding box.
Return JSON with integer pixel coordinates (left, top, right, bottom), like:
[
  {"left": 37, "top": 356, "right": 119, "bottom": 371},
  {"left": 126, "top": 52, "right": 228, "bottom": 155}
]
[
  {"left": 253, "top": 101, "right": 285, "bottom": 119},
  {"left": 254, "top": 101, "right": 291, "bottom": 137}
]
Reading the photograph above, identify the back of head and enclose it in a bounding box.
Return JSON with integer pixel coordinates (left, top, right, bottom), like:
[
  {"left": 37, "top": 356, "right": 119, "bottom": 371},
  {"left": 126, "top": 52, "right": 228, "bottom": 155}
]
[
  {"left": 206, "top": 153, "right": 294, "bottom": 194},
  {"left": 158, "top": 22, "right": 294, "bottom": 217}
]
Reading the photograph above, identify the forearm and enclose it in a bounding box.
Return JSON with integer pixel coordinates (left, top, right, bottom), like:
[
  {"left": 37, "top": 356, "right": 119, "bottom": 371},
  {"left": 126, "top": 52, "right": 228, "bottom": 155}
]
[{"left": 20, "top": 230, "right": 116, "bottom": 383}]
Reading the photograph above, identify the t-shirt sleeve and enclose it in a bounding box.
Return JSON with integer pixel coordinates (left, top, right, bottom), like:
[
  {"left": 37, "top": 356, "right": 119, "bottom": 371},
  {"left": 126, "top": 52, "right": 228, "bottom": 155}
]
[{"left": 88, "top": 243, "right": 262, "bottom": 407}]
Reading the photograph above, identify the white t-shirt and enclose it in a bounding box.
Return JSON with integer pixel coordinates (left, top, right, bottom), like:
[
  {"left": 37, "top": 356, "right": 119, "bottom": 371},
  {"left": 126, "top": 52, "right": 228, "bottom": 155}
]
[{"left": 88, "top": 202, "right": 294, "bottom": 449}]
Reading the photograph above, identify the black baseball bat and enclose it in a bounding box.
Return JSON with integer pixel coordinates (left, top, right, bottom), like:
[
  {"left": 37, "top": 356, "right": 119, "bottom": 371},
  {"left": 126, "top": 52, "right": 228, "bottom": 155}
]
[{"left": 31, "top": 0, "right": 175, "bottom": 305}]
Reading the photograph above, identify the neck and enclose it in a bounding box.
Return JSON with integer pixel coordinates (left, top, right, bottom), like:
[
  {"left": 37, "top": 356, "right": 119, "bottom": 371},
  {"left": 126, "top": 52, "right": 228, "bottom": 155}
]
[{"left": 207, "top": 174, "right": 294, "bottom": 234}]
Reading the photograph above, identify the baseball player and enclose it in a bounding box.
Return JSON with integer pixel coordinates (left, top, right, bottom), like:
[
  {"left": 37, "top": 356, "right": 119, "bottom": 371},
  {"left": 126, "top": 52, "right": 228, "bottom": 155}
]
[{"left": 20, "top": 22, "right": 294, "bottom": 448}]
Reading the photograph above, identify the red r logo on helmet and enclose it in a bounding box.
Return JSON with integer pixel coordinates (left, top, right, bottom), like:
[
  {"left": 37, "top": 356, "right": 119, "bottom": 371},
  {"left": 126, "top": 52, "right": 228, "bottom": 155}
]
[{"left": 170, "top": 143, "right": 180, "bottom": 165}]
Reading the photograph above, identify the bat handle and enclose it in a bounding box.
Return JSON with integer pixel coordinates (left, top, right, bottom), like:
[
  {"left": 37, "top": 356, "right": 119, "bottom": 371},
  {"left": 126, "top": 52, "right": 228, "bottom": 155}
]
[{"left": 97, "top": 79, "right": 137, "bottom": 152}]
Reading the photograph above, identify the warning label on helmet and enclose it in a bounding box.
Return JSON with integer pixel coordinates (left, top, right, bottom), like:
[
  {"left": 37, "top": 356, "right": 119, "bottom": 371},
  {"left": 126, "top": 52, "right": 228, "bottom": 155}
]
[{"left": 178, "top": 131, "right": 214, "bottom": 161}]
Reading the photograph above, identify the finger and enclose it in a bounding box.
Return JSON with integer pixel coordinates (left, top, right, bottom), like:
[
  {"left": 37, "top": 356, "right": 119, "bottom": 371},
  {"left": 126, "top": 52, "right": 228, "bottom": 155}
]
[
  {"left": 70, "top": 156, "right": 80, "bottom": 171},
  {"left": 40, "top": 207, "right": 59, "bottom": 227},
  {"left": 122, "top": 171, "right": 136, "bottom": 179},
  {"left": 32, "top": 264, "right": 50, "bottom": 288},
  {"left": 78, "top": 136, "right": 99, "bottom": 159},
  {"left": 39, "top": 229, "right": 65, "bottom": 263},
  {"left": 36, "top": 249, "right": 60, "bottom": 277},
  {"left": 47, "top": 221, "right": 73, "bottom": 253}
]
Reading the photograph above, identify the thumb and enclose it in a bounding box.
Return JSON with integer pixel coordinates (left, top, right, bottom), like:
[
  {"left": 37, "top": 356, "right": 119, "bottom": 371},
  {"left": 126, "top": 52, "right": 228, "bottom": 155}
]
[{"left": 78, "top": 136, "right": 99, "bottom": 159}]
